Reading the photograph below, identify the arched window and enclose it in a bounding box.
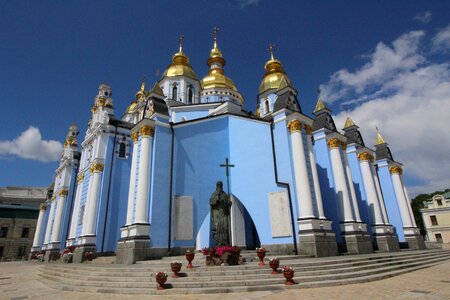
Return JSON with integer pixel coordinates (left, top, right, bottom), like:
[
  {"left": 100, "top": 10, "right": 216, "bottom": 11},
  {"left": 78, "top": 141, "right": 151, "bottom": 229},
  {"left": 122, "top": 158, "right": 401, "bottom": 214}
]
[
  {"left": 118, "top": 142, "right": 126, "bottom": 158},
  {"left": 188, "top": 88, "right": 193, "bottom": 104},
  {"left": 172, "top": 85, "right": 178, "bottom": 100},
  {"left": 264, "top": 100, "right": 270, "bottom": 114}
]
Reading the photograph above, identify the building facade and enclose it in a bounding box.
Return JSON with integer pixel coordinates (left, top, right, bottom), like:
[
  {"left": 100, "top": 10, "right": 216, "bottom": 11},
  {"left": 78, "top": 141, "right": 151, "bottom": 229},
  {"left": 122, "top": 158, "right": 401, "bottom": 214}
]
[
  {"left": 421, "top": 193, "right": 450, "bottom": 244},
  {"left": 33, "top": 36, "right": 424, "bottom": 263},
  {"left": 0, "top": 186, "right": 49, "bottom": 261}
]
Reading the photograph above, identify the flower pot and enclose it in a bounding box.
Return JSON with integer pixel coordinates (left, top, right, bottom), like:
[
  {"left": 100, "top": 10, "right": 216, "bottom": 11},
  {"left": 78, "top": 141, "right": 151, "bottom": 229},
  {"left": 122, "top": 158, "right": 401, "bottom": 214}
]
[
  {"left": 155, "top": 274, "right": 167, "bottom": 290},
  {"left": 171, "top": 263, "right": 182, "bottom": 278},
  {"left": 283, "top": 269, "right": 296, "bottom": 285},
  {"left": 185, "top": 251, "right": 195, "bottom": 269},
  {"left": 256, "top": 249, "right": 266, "bottom": 266},
  {"left": 269, "top": 259, "right": 280, "bottom": 274}
]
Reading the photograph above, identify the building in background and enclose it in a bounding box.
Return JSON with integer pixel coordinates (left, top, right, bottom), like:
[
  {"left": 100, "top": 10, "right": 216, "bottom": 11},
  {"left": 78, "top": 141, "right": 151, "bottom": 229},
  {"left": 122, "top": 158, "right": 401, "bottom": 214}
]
[
  {"left": 421, "top": 192, "right": 450, "bottom": 244},
  {"left": 0, "top": 186, "right": 50, "bottom": 261}
]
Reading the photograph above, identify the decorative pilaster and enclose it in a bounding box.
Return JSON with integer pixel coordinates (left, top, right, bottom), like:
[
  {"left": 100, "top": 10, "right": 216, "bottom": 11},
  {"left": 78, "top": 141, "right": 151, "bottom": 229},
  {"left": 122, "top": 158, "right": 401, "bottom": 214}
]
[
  {"left": 43, "top": 195, "right": 56, "bottom": 248},
  {"left": 67, "top": 174, "right": 84, "bottom": 245},
  {"left": 327, "top": 138, "right": 354, "bottom": 222},
  {"left": 304, "top": 125, "right": 326, "bottom": 219},
  {"left": 81, "top": 162, "right": 104, "bottom": 244},
  {"left": 343, "top": 144, "right": 362, "bottom": 222},
  {"left": 358, "top": 152, "right": 385, "bottom": 225},
  {"left": 126, "top": 132, "right": 140, "bottom": 226},
  {"left": 135, "top": 125, "right": 153, "bottom": 224},
  {"left": 287, "top": 120, "right": 314, "bottom": 218},
  {"left": 31, "top": 203, "right": 47, "bottom": 251},
  {"left": 389, "top": 166, "right": 424, "bottom": 249},
  {"left": 49, "top": 189, "right": 68, "bottom": 247}
]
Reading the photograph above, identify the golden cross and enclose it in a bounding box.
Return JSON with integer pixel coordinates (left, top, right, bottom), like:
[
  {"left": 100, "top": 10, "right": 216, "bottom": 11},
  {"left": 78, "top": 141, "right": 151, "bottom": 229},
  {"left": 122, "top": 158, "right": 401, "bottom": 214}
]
[
  {"left": 179, "top": 33, "right": 184, "bottom": 52},
  {"left": 213, "top": 26, "right": 220, "bottom": 47},
  {"left": 268, "top": 43, "right": 275, "bottom": 60}
]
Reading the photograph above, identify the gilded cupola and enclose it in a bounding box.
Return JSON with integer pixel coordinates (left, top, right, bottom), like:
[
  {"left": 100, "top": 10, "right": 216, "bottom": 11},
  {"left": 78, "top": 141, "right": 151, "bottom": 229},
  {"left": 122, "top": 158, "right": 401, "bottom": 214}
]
[
  {"left": 259, "top": 44, "right": 293, "bottom": 94},
  {"left": 200, "top": 27, "right": 243, "bottom": 105},
  {"left": 161, "top": 35, "right": 198, "bottom": 81}
]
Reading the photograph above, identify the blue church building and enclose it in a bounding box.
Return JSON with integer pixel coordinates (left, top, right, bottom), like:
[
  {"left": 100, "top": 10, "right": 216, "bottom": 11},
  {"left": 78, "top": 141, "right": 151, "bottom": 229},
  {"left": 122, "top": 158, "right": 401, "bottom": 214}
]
[{"left": 32, "top": 34, "right": 425, "bottom": 263}]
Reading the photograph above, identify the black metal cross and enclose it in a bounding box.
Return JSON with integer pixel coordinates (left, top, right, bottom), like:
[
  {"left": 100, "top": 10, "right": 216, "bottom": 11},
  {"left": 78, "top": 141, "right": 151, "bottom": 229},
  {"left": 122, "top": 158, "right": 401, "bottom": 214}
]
[{"left": 219, "top": 157, "right": 235, "bottom": 197}]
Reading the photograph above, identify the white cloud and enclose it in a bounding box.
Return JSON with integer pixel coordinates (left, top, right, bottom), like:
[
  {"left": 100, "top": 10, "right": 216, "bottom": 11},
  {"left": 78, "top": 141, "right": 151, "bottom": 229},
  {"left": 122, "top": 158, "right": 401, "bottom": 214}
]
[
  {"left": 321, "top": 30, "right": 450, "bottom": 196},
  {"left": 413, "top": 11, "right": 432, "bottom": 24},
  {"left": 320, "top": 31, "right": 426, "bottom": 104},
  {"left": 0, "top": 126, "right": 63, "bottom": 162},
  {"left": 432, "top": 23, "right": 450, "bottom": 52}
]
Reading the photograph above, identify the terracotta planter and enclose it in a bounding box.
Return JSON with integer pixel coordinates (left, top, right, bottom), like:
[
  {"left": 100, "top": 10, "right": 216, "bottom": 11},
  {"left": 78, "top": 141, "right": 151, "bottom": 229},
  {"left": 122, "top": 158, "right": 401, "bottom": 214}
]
[
  {"left": 269, "top": 259, "right": 280, "bottom": 274},
  {"left": 170, "top": 263, "right": 182, "bottom": 278},
  {"left": 283, "top": 269, "right": 296, "bottom": 285},
  {"left": 155, "top": 274, "right": 167, "bottom": 290},
  {"left": 256, "top": 249, "right": 266, "bottom": 266},
  {"left": 185, "top": 251, "right": 195, "bottom": 269},
  {"left": 83, "top": 252, "right": 93, "bottom": 262}
]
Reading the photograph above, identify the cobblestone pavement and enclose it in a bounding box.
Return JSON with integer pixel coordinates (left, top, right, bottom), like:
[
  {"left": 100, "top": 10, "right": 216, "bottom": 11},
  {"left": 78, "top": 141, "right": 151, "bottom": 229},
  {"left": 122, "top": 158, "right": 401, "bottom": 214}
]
[{"left": 0, "top": 261, "right": 449, "bottom": 300}]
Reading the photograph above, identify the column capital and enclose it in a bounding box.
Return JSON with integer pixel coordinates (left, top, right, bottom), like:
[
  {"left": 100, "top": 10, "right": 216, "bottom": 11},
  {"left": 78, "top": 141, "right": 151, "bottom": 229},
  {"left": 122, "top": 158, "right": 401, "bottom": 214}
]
[
  {"left": 90, "top": 162, "right": 104, "bottom": 174},
  {"left": 327, "top": 138, "right": 341, "bottom": 149},
  {"left": 139, "top": 125, "right": 154, "bottom": 137},
  {"left": 58, "top": 189, "right": 69, "bottom": 197},
  {"left": 340, "top": 141, "right": 347, "bottom": 151},
  {"left": 304, "top": 124, "right": 313, "bottom": 135},
  {"left": 39, "top": 203, "right": 47, "bottom": 211},
  {"left": 131, "top": 132, "right": 139, "bottom": 143},
  {"left": 287, "top": 119, "right": 302, "bottom": 133},
  {"left": 77, "top": 173, "right": 84, "bottom": 183},
  {"left": 389, "top": 166, "right": 403, "bottom": 175},
  {"left": 357, "top": 152, "right": 374, "bottom": 162}
]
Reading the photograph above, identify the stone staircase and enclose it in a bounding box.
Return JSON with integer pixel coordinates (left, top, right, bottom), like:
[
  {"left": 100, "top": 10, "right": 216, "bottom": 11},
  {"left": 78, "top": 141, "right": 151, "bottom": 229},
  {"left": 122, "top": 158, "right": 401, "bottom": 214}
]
[{"left": 38, "top": 249, "right": 450, "bottom": 295}]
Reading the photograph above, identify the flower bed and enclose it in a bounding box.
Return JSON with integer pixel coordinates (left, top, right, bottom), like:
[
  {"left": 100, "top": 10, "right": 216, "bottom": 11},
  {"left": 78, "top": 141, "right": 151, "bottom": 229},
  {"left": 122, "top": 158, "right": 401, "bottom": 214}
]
[{"left": 202, "top": 246, "right": 243, "bottom": 266}]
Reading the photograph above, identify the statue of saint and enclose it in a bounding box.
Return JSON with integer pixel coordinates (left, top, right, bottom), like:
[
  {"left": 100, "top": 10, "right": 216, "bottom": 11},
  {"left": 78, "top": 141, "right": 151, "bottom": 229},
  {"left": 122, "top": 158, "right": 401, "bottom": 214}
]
[{"left": 210, "top": 181, "right": 232, "bottom": 246}]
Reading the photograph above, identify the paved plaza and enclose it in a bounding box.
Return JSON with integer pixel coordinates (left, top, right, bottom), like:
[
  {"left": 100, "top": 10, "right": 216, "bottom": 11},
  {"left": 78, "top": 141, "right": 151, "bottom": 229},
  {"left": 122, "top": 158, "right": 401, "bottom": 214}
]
[{"left": 0, "top": 261, "right": 449, "bottom": 300}]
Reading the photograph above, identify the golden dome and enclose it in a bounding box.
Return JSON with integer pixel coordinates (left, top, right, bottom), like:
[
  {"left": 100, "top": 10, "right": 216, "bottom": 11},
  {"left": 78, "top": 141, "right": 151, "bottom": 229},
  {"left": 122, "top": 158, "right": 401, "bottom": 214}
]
[
  {"left": 201, "top": 68, "right": 238, "bottom": 91},
  {"left": 135, "top": 81, "right": 146, "bottom": 101},
  {"left": 258, "top": 46, "right": 293, "bottom": 94},
  {"left": 162, "top": 42, "right": 198, "bottom": 81},
  {"left": 127, "top": 101, "right": 137, "bottom": 113}
]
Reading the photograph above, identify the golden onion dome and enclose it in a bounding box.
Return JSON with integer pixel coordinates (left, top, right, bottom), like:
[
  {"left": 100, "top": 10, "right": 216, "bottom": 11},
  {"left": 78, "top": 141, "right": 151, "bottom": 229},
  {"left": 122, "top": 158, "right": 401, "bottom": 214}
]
[
  {"left": 201, "top": 68, "right": 238, "bottom": 91},
  {"left": 162, "top": 39, "right": 198, "bottom": 81},
  {"left": 127, "top": 101, "right": 137, "bottom": 113},
  {"left": 258, "top": 46, "right": 293, "bottom": 94}
]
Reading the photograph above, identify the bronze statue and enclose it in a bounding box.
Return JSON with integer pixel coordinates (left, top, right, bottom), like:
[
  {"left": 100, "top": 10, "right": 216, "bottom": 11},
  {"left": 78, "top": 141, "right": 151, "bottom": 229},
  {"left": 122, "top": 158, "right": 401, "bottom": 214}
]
[{"left": 210, "top": 181, "right": 232, "bottom": 246}]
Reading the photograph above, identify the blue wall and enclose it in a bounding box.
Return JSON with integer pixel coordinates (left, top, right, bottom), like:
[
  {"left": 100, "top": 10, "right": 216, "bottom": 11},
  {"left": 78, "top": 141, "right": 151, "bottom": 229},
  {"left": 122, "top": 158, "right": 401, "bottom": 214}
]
[
  {"left": 377, "top": 160, "right": 405, "bottom": 241},
  {"left": 313, "top": 130, "right": 342, "bottom": 242}
]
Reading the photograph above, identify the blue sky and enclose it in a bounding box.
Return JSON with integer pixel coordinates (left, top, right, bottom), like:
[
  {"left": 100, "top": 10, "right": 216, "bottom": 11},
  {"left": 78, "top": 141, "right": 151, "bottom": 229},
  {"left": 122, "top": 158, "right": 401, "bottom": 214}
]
[{"left": 0, "top": 1, "right": 449, "bottom": 195}]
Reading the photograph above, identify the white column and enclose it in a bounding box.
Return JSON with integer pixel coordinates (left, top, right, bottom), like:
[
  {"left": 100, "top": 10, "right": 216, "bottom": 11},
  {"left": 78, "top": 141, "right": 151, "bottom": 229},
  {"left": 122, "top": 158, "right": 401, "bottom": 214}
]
[
  {"left": 32, "top": 204, "right": 47, "bottom": 248},
  {"left": 83, "top": 162, "right": 104, "bottom": 236},
  {"left": 371, "top": 164, "right": 389, "bottom": 224},
  {"left": 343, "top": 147, "right": 362, "bottom": 222},
  {"left": 44, "top": 197, "right": 56, "bottom": 246},
  {"left": 305, "top": 125, "right": 325, "bottom": 219},
  {"left": 50, "top": 189, "right": 68, "bottom": 243},
  {"left": 287, "top": 120, "right": 315, "bottom": 218},
  {"left": 82, "top": 172, "right": 94, "bottom": 235},
  {"left": 390, "top": 166, "right": 414, "bottom": 228},
  {"left": 328, "top": 138, "right": 354, "bottom": 222},
  {"left": 134, "top": 125, "right": 153, "bottom": 224},
  {"left": 401, "top": 179, "right": 417, "bottom": 227},
  {"left": 68, "top": 175, "right": 83, "bottom": 240},
  {"left": 359, "top": 153, "right": 384, "bottom": 225},
  {"left": 126, "top": 132, "right": 139, "bottom": 225}
]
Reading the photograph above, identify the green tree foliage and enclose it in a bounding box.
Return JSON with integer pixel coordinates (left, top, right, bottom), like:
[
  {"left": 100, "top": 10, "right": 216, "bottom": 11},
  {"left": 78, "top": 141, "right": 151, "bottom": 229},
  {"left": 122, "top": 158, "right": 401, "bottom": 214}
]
[{"left": 411, "top": 188, "right": 450, "bottom": 236}]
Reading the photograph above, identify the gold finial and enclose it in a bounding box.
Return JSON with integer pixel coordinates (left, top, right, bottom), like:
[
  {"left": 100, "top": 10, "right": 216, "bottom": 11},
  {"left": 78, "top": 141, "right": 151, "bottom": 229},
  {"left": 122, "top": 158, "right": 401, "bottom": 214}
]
[
  {"left": 314, "top": 99, "right": 326, "bottom": 113},
  {"left": 179, "top": 33, "right": 184, "bottom": 53},
  {"left": 344, "top": 117, "right": 356, "bottom": 129},
  {"left": 268, "top": 43, "right": 275, "bottom": 60},
  {"left": 213, "top": 26, "right": 220, "bottom": 48},
  {"left": 375, "top": 127, "right": 386, "bottom": 145}
]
